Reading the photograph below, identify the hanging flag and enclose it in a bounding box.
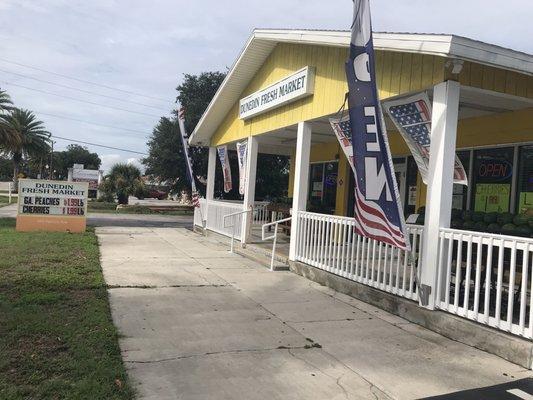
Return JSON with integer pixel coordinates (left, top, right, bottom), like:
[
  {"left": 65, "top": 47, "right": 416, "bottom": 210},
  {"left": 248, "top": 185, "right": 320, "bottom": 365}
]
[
  {"left": 177, "top": 107, "right": 201, "bottom": 207},
  {"left": 384, "top": 93, "right": 468, "bottom": 185},
  {"left": 236, "top": 140, "right": 248, "bottom": 195},
  {"left": 345, "top": 0, "right": 409, "bottom": 250},
  {"left": 330, "top": 115, "right": 355, "bottom": 172},
  {"left": 217, "top": 145, "right": 232, "bottom": 193}
]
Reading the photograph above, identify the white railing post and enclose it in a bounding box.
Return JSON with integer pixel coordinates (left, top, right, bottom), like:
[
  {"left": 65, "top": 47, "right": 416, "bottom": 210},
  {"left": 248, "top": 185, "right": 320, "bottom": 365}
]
[
  {"left": 9, "top": 182, "right": 12, "bottom": 204},
  {"left": 262, "top": 217, "right": 292, "bottom": 271},
  {"left": 242, "top": 136, "right": 258, "bottom": 244},
  {"left": 420, "top": 80, "right": 460, "bottom": 309},
  {"left": 289, "top": 121, "right": 311, "bottom": 261}
]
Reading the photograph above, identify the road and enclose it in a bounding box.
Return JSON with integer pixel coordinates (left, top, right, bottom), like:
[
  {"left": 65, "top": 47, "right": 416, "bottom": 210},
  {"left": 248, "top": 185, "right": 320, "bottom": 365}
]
[
  {"left": 97, "top": 225, "right": 532, "bottom": 400},
  {"left": 0, "top": 203, "right": 193, "bottom": 228}
]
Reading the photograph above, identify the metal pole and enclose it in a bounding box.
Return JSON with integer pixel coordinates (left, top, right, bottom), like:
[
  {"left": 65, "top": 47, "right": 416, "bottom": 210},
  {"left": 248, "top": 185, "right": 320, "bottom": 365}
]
[
  {"left": 230, "top": 220, "right": 235, "bottom": 253},
  {"left": 49, "top": 141, "right": 54, "bottom": 180},
  {"left": 270, "top": 223, "right": 277, "bottom": 271}
]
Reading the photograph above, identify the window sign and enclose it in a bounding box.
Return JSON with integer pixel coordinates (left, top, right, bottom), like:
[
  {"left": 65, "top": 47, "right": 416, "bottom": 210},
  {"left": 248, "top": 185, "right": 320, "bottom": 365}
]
[
  {"left": 517, "top": 145, "right": 533, "bottom": 213},
  {"left": 473, "top": 148, "right": 514, "bottom": 212}
]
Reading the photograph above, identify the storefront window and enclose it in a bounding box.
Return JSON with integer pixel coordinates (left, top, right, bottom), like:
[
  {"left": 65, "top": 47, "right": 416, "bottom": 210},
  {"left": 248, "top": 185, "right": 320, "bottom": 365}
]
[
  {"left": 308, "top": 161, "right": 338, "bottom": 214},
  {"left": 517, "top": 145, "right": 533, "bottom": 213},
  {"left": 452, "top": 150, "right": 470, "bottom": 210},
  {"left": 472, "top": 147, "right": 514, "bottom": 213}
]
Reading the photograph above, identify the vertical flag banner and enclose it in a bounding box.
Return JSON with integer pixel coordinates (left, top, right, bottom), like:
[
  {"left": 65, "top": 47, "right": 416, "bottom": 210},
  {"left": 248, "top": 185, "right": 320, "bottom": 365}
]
[
  {"left": 217, "top": 145, "right": 233, "bottom": 193},
  {"left": 345, "top": 0, "right": 409, "bottom": 250},
  {"left": 383, "top": 93, "right": 468, "bottom": 186},
  {"left": 177, "top": 107, "right": 200, "bottom": 207},
  {"left": 236, "top": 140, "right": 248, "bottom": 195}
]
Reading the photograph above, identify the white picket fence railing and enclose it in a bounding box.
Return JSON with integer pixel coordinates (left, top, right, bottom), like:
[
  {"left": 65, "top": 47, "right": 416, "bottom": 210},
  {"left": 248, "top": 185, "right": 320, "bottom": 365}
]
[
  {"left": 437, "top": 228, "right": 532, "bottom": 339},
  {"left": 252, "top": 201, "right": 271, "bottom": 225},
  {"left": 194, "top": 199, "right": 244, "bottom": 240},
  {"left": 193, "top": 200, "right": 272, "bottom": 241},
  {"left": 0, "top": 181, "right": 14, "bottom": 203},
  {"left": 295, "top": 211, "right": 423, "bottom": 301}
]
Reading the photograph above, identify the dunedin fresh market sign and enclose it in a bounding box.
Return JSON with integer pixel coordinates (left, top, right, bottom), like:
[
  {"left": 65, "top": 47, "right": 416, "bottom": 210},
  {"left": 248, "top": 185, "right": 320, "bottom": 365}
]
[
  {"left": 239, "top": 66, "right": 315, "bottom": 120},
  {"left": 16, "top": 179, "right": 89, "bottom": 233}
]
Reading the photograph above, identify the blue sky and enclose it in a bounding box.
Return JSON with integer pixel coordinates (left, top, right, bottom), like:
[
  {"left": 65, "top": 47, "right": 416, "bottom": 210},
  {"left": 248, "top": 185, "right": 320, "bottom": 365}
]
[{"left": 0, "top": 0, "right": 531, "bottom": 172}]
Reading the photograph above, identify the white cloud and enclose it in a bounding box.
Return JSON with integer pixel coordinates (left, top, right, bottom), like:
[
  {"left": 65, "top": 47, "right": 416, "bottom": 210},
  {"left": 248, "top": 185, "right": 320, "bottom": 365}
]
[{"left": 99, "top": 154, "right": 144, "bottom": 174}]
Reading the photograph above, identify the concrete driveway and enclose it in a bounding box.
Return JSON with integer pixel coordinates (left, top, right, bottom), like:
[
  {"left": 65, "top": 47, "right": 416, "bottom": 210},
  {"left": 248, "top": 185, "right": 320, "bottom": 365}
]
[{"left": 97, "top": 226, "right": 531, "bottom": 400}]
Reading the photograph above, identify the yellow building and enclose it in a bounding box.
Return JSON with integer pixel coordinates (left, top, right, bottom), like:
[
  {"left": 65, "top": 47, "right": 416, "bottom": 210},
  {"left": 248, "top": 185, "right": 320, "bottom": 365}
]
[
  {"left": 190, "top": 29, "right": 533, "bottom": 346},
  {"left": 191, "top": 29, "right": 532, "bottom": 218}
]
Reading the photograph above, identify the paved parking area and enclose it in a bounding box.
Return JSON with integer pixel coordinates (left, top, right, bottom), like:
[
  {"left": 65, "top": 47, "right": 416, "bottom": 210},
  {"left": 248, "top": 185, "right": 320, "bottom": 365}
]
[{"left": 97, "top": 226, "right": 532, "bottom": 400}]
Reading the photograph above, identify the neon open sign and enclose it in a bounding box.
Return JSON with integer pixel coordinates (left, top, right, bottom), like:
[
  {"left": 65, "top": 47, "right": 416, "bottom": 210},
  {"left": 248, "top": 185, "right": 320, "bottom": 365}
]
[{"left": 478, "top": 160, "right": 513, "bottom": 181}]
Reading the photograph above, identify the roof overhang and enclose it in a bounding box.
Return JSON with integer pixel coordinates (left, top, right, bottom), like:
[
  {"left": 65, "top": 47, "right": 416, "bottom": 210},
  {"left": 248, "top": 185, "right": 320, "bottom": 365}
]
[{"left": 190, "top": 29, "right": 533, "bottom": 146}]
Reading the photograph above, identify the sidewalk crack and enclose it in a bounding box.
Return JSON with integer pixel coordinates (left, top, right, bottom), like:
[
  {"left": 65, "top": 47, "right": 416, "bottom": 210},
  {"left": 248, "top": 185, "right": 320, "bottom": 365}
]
[{"left": 125, "top": 345, "right": 310, "bottom": 364}]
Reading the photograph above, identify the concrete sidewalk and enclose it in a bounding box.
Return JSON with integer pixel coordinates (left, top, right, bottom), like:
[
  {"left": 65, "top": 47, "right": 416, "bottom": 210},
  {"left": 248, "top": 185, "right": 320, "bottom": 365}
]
[{"left": 97, "top": 226, "right": 532, "bottom": 400}]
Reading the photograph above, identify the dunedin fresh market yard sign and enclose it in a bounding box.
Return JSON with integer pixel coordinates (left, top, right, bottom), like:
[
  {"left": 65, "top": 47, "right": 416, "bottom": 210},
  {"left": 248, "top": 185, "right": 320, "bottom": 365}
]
[
  {"left": 239, "top": 66, "right": 315, "bottom": 120},
  {"left": 16, "top": 179, "right": 89, "bottom": 232}
]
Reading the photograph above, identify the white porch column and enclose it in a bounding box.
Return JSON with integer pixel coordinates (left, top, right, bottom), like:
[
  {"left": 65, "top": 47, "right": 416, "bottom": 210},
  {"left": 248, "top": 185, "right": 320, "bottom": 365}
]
[
  {"left": 419, "top": 80, "right": 460, "bottom": 309},
  {"left": 242, "top": 136, "right": 258, "bottom": 243},
  {"left": 289, "top": 121, "right": 312, "bottom": 261},
  {"left": 206, "top": 146, "right": 216, "bottom": 201}
]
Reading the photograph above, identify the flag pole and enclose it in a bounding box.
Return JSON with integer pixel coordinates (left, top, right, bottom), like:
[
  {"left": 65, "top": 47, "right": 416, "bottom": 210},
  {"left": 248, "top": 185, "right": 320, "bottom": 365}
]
[{"left": 177, "top": 106, "right": 205, "bottom": 227}]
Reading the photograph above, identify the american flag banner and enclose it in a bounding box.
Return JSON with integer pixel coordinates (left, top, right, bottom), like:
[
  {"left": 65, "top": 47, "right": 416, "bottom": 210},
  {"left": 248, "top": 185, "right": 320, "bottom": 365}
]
[
  {"left": 384, "top": 93, "right": 468, "bottom": 185},
  {"left": 236, "top": 140, "right": 248, "bottom": 195},
  {"left": 345, "top": 0, "right": 409, "bottom": 250},
  {"left": 330, "top": 115, "right": 355, "bottom": 172},
  {"left": 217, "top": 145, "right": 232, "bottom": 193},
  {"left": 177, "top": 107, "right": 201, "bottom": 207}
]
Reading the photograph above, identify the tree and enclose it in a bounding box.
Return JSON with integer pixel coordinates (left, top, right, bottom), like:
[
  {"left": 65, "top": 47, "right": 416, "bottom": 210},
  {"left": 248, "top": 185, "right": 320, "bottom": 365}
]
[
  {"left": 0, "top": 89, "right": 18, "bottom": 149},
  {"left": 53, "top": 144, "right": 101, "bottom": 179},
  {"left": 142, "top": 117, "right": 185, "bottom": 192},
  {"left": 100, "top": 163, "right": 144, "bottom": 204},
  {"left": 255, "top": 154, "right": 290, "bottom": 200},
  {"left": 174, "top": 71, "right": 226, "bottom": 191},
  {"left": 0, "top": 89, "right": 13, "bottom": 113},
  {"left": 0, "top": 108, "right": 51, "bottom": 188},
  {"left": 143, "top": 72, "right": 226, "bottom": 197},
  {"left": 0, "top": 156, "right": 11, "bottom": 180}
]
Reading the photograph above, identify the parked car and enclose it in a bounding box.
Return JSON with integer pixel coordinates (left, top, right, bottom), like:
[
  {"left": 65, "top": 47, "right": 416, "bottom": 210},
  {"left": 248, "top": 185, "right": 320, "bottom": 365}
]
[{"left": 149, "top": 189, "right": 167, "bottom": 200}]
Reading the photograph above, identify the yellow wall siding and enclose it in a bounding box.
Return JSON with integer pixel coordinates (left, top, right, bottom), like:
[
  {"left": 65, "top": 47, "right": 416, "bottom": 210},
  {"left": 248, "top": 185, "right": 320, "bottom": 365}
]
[
  {"left": 451, "top": 62, "right": 533, "bottom": 99},
  {"left": 211, "top": 44, "right": 449, "bottom": 146}
]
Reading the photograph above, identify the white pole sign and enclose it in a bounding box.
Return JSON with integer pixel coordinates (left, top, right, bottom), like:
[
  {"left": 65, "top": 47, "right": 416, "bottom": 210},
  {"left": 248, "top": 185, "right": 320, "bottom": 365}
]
[{"left": 239, "top": 66, "right": 315, "bottom": 120}]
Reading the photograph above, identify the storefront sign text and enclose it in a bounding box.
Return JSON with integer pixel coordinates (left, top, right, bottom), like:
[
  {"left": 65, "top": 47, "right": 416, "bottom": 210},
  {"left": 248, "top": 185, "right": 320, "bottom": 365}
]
[{"left": 239, "top": 66, "right": 315, "bottom": 119}]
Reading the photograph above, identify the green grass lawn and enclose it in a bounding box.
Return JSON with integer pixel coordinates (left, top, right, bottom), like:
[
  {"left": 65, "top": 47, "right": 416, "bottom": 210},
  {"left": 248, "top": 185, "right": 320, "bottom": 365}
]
[
  {"left": 0, "top": 218, "right": 134, "bottom": 399},
  {"left": 0, "top": 195, "right": 14, "bottom": 207}
]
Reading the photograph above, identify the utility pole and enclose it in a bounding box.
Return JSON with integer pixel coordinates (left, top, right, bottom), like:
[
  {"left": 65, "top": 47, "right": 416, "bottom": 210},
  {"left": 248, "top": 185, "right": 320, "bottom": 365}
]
[{"left": 49, "top": 141, "right": 54, "bottom": 180}]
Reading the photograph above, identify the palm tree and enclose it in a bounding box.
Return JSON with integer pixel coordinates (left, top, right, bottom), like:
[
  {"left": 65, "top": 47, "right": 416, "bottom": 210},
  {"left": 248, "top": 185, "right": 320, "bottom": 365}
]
[
  {"left": 0, "top": 89, "right": 18, "bottom": 149},
  {"left": 0, "top": 89, "right": 13, "bottom": 113},
  {"left": 100, "top": 163, "right": 145, "bottom": 204},
  {"left": 0, "top": 109, "right": 51, "bottom": 188}
]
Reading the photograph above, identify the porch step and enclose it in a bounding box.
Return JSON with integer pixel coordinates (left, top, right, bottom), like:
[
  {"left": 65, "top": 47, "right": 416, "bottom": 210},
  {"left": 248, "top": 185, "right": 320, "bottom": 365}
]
[{"left": 235, "top": 243, "right": 289, "bottom": 271}]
